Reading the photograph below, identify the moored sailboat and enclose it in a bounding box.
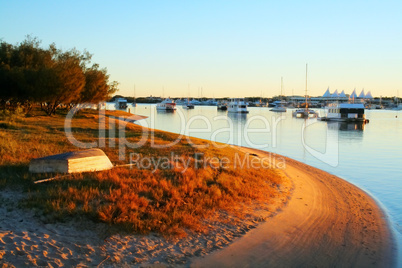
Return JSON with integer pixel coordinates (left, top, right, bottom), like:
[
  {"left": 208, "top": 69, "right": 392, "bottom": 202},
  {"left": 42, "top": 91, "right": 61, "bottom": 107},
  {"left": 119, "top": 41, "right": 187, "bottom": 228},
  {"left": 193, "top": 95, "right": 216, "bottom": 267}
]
[
  {"left": 270, "top": 77, "right": 287, "bottom": 113},
  {"left": 293, "top": 64, "right": 317, "bottom": 118}
]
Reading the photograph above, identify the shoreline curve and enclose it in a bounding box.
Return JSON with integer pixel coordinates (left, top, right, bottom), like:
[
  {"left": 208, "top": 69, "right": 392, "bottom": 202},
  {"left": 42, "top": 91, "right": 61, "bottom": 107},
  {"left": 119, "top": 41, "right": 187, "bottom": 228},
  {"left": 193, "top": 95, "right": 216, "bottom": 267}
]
[{"left": 190, "top": 146, "right": 397, "bottom": 267}]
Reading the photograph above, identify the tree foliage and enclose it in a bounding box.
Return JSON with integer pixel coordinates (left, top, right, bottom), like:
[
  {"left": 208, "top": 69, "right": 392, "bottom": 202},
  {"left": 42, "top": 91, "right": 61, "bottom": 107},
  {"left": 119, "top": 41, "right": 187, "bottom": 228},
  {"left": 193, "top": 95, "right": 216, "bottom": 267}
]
[
  {"left": 0, "top": 36, "right": 118, "bottom": 115},
  {"left": 80, "top": 64, "right": 118, "bottom": 104}
]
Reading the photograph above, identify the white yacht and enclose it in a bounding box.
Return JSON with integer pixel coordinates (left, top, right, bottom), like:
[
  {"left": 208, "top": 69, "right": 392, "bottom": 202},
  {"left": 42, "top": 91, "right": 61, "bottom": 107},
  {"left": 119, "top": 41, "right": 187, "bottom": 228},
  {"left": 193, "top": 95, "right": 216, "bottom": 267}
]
[
  {"left": 320, "top": 103, "right": 367, "bottom": 122},
  {"left": 228, "top": 98, "right": 249, "bottom": 113},
  {"left": 270, "top": 100, "right": 287, "bottom": 112},
  {"left": 156, "top": 98, "right": 176, "bottom": 111}
]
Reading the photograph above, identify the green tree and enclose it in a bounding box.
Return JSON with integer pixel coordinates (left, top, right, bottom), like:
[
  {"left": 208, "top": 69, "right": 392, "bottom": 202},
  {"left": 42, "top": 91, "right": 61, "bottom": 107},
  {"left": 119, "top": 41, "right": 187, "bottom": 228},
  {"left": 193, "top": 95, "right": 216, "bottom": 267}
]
[
  {"left": 0, "top": 36, "right": 118, "bottom": 115},
  {"left": 0, "top": 37, "right": 54, "bottom": 113},
  {"left": 39, "top": 48, "right": 86, "bottom": 115},
  {"left": 78, "top": 64, "right": 118, "bottom": 104}
]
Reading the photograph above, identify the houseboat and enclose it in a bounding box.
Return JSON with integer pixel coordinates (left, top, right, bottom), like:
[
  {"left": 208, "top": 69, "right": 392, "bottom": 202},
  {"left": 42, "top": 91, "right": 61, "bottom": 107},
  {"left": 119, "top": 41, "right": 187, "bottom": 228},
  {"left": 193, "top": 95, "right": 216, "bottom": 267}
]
[
  {"left": 228, "top": 98, "right": 249, "bottom": 113},
  {"left": 320, "top": 103, "right": 368, "bottom": 123}
]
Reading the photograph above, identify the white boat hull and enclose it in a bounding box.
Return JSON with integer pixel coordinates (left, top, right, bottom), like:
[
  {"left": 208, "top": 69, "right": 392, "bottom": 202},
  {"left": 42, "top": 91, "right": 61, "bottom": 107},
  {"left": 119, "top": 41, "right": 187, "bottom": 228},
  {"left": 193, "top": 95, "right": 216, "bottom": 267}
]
[
  {"left": 270, "top": 107, "right": 287, "bottom": 112},
  {"left": 292, "top": 109, "right": 317, "bottom": 118}
]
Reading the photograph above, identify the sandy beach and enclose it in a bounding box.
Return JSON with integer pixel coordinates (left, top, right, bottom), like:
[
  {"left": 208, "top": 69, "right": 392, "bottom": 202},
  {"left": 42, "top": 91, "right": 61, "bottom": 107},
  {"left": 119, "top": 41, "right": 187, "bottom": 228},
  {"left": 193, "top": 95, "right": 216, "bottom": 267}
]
[
  {"left": 191, "top": 147, "right": 397, "bottom": 267},
  {"left": 0, "top": 147, "right": 396, "bottom": 267}
]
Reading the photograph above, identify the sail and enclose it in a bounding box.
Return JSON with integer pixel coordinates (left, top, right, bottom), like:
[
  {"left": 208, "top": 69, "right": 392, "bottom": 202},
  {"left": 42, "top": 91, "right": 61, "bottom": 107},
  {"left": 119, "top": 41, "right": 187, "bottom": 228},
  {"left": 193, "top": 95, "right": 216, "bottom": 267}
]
[
  {"left": 350, "top": 89, "right": 358, "bottom": 99},
  {"left": 323, "top": 87, "right": 331, "bottom": 98},
  {"left": 365, "top": 91, "right": 373, "bottom": 99},
  {"left": 339, "top": 90, "right": 347, "bottom": 98},
  {"left": 358, "top": 89, "right": 365, "bottom": 98}
]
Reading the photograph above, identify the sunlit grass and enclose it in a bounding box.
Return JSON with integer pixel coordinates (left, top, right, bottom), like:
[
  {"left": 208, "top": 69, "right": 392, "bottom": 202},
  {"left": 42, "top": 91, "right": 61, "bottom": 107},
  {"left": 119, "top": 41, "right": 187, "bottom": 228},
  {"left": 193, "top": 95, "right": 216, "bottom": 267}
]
[{"left": 1, "top": 107, "right": 284, "bottom": 236}]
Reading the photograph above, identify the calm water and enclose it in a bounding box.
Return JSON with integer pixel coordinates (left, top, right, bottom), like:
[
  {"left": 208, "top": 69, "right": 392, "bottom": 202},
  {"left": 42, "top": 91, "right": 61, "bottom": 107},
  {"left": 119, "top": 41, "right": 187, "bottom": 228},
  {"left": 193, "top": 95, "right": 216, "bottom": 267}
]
[{"left": 110, "top": 103, "right": 402, "bottom": 259}]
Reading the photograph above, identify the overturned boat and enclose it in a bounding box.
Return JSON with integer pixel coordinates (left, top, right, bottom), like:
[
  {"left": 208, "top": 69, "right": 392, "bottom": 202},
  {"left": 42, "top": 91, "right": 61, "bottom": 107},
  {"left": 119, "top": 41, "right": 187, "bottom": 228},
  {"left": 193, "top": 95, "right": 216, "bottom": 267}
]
[{"left": 29, "top": 148, "right": 113, "bottom": 173}]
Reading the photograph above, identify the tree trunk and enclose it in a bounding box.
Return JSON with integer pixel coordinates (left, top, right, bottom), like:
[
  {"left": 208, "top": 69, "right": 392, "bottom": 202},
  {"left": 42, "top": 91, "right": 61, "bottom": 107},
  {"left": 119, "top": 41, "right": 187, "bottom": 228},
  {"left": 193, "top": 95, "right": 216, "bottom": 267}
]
[{"left": 23, "top": 101, "right": 33, "bottom": 116}]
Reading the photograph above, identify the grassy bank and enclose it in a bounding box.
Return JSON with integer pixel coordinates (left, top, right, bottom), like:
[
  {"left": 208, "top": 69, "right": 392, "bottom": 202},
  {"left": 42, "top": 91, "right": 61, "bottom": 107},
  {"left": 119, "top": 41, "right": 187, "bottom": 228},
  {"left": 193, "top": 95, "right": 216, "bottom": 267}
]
[{"left": 0, "top": 108, "right": 284, "bottom": 236}]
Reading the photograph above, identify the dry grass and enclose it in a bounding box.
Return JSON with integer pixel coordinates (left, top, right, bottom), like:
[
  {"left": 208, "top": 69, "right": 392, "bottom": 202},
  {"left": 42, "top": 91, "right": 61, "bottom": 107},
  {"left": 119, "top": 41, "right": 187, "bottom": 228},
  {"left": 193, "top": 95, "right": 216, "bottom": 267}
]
[{"left": 1, "top": 107, "right": 283, "bottom": 236}]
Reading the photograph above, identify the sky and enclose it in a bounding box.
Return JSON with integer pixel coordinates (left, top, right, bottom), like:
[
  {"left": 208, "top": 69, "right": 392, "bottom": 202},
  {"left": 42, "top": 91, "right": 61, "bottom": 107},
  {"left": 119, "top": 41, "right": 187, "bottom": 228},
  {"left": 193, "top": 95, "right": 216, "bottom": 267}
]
[{"left": 1, "top": 0, "right": 401, "bottom": 98}]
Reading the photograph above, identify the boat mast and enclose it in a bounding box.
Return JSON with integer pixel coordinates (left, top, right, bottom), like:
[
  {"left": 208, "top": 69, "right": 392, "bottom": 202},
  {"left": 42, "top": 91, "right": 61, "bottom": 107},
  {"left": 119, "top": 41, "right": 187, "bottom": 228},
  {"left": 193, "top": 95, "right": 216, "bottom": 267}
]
[
  {"left": 305, "top": 63, "right": 308, "bottom": 111},
  {"left": 188, "top": 83, "right": 190, "bottom": 102}
]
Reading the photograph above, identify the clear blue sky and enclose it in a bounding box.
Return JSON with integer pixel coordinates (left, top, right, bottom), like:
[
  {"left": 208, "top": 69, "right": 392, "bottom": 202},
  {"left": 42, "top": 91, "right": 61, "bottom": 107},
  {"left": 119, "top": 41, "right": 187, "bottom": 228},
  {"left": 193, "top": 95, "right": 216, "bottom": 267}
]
[{"left": 1, "top": 0, "right": 401, "bottom": 98}]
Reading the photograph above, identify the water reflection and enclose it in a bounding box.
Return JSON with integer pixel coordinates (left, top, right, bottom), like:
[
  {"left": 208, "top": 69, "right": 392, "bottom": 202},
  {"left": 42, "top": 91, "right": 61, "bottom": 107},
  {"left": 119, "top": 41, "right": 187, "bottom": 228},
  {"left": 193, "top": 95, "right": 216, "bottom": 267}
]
[
  {"left": 326, "top": 122, "right": 364, "bottom": 142},
  {"left": 328, "top": 122, "right": 366, "bottom": 131},
  {"left": 156, "top": 109, "right": 175, "bottom": 113},
  {"left": 227, "top": 112, "right": 248, "bottom": 124}
]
